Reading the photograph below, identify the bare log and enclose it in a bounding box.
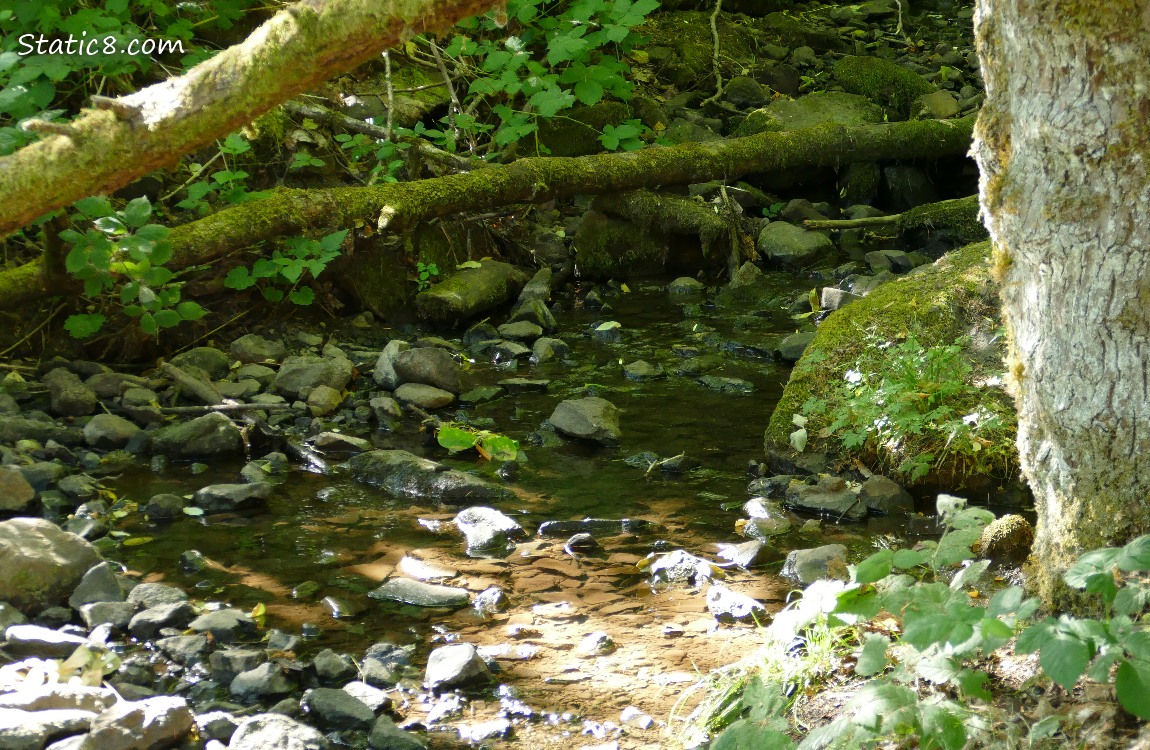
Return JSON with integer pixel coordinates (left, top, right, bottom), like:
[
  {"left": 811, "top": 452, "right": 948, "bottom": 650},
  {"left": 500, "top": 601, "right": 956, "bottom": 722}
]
[{"left": 0, "top": 0, "right": 500, "bottom": 238}]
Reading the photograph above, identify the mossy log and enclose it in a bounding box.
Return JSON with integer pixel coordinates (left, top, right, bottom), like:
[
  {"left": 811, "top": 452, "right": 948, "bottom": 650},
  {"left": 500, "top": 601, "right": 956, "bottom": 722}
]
[
  {"left": 594, "top": 190, "right": 732, "bottom": 260},
  {"left": 0, "top": 115, "right": 974, "bottom": 312},
  {"left": 414, "top": 261, "right": 530, "bottom": 322},
  {"left": 0, "top": 0, "right": 500, "bottom": 238},
  {"left": 805, "top": 194, "right": 988, "bottom": 246}
]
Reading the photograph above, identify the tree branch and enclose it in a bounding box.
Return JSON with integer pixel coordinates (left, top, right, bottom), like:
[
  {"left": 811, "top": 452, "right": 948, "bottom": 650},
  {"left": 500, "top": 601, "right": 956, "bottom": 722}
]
[{"left": 0, "top": 0, "right": 501, "bottom": 238}]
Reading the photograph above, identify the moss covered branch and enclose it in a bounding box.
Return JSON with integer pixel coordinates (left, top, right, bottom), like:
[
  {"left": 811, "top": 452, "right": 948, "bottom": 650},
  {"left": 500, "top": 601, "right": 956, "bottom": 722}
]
[{"left": 0, "top": 0, "right": 500, "bottom": 238}]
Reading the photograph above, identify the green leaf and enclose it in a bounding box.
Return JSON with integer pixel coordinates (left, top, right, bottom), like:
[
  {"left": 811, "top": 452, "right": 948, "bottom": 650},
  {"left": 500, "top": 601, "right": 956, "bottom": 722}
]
[
  {"left": 438, "top": 425, "right": 480, "bottom": 453},
  {"left": 119, "top": 197, "right": 152, "bottom": 228},
  {"left": 854, "top": 549, "right": 893, "bottom": 584},
  {"left": 1116, "top": 659, "right": 1150, "bottom": 718},
  {"left": 154, "top": 309, "right": 181, "bottom": 328},
  {"left": 263, "top": 288, "right": 284, "bottom": 302},
  {"left": 892, "top": 548, "right": 926, "bottom": 569},
  {"left": 181, "top": 506, "right": 205, "bottom": 517},
  {"left": 919, "top": 704, "right": 967, "bottom": 750},
  {"left": 855, "top": 634, "right": 889, "bottom": 676},
  {"left": 289, "top": 286, "right": 315, "bottom": 306},
  {"left": 955, "top": 669, "right": 992, "bottom": 700},
  {"left": 252, "top": 258, "right": 279, "bottom": 279},
  {"left": 1040, "top": 635, "right": 1091, "bottom": 690},
  {"left": 1028, "top": 715, "right": 1061, "bottom": 742},
  {"left": 73, "top": 196, "right": 114, "bottom": 218},
  {"left": 64, "top": 314, "right": 106, "bottom": 339},
  {"left": 176, "top": 301, "right": 207, "bottom": 321},
  {"left": 138, "top": 313, "right": 158, "bottom": 335},
  {"left": 902, "top": 613, "right": 973, "bottom": 651},
  {"left": 1114, "top": 585, "right": 1150, "bottom": 616},
  {"left": 457, "top": 260, "right": 483, "bottom": 269},
  {"left": 94, "top": 216, "right": 128, "bottom": 235},
  {"left": 224, "top": 266, "right": 256, "bottom": 290},
  {"left": 711, "top": 721, "right": 794, "bottom": 750},
  {"left": 65, "top": 245, "right": 90, "bottom": 273},
  {"left": 1064, "top": 548, "right": 1121, "bottom": 588},
  {"left": 319, "top": 229, "right": 349, "bottom": 253},
  {"left": 1016, "top": 619, "right": 1056, "bottom": 654},
  {"left": 478, "top": 433, "right": 519, "bottom": 462},
  {"left": 1118, "top": 535, "right": 1150, "bottom": 571},
  {"left": 546, "top": 33, "right": 587, "bottom": 65},
  {"left": 121, "top": 536, "right": 154, "bottom": 547}
]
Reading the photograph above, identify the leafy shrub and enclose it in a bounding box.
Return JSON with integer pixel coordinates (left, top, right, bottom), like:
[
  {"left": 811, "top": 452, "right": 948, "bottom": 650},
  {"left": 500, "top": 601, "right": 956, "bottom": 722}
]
[{"left": 224, "top": 229, "right": 348, "bottom": 305}]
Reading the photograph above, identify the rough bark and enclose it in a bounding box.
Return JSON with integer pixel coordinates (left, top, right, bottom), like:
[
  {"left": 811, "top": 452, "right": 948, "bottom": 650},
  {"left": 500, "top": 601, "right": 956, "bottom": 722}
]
[
  {"left": 0, "top": 115, "right": 975, "bottom": 312},
  {"left": 0, "top": 0, "right": 499, "bottom": 238},
  {"left": 972, "top": 0, "right": 1150, "bottom": 604}
]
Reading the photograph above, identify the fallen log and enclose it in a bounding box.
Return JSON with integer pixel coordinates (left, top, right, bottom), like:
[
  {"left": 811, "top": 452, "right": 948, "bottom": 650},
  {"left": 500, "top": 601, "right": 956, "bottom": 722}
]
[{"left": 0, "top": 115, "right": 974, "bottom": 312}]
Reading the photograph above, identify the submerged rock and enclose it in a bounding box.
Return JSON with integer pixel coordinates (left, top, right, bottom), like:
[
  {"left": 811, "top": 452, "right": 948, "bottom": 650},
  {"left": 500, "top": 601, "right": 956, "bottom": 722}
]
[
  {"left": 546, "top": 397, "right": 621, "bottom": 446},
  {"left": 347, "top": 450, "right": 513, "bottom": 504},
  {"left": 454, "top": 506, "right": 526, "bottom": 554},
  {"left": 191, "top": 482, "right": 272, "bottom": 512},
  {"left": 368, "top": 578, "right": 470, "bottom": 609},
  {"left": 706, "top": 584, "right": 767, "bottom": 623}
]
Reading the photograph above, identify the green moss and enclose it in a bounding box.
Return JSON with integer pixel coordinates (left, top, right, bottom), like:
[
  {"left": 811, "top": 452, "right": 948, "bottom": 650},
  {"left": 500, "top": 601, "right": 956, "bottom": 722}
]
[
  {"left": 765, "top": 241, "right": 1019, "bottom": 487},
  {"left": 834, "top": 56, "right": 934, "bottom": 120},
  {"left": 640, "top": 11, "right": 759, "bottom": 90},
  {"left": 574, "top": 210, "right": 667, "bottom": 279},
  {"left": 898, "top": 194, "right": 989, "bottom": 246},
  {"left": 535, "top": 102, "right": 633, "bottom": 157}
]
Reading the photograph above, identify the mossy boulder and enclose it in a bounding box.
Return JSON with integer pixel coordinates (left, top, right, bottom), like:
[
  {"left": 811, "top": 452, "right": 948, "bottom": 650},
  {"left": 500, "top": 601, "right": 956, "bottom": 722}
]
[
  {"left": 978, "top": 514, "right": 1034, "bottom": 562},
  {"left": 734, "top": 92, "right": 885, "bottom": 137},
  {"left": 897, "top": 194, "right": 989, "bottom": 251},
  {"left": 536, "top": 102, "right": 632, "bottom": 157},
  {"left": 641, "top": 11, "right": 759, "bottom": 90},
  {"left": 834, "top": 55, "right": 935, "bottom": 120},
  {"left": 764, "top": 241, "right": 1019, "bottom": 487},
  {"left": 574, "top": 210, "right": 669, "bottom": 280},
  {"left": 415, "top": 261, "right": 531, "bottom": 323},
  {"left": 755, "top": 12, "right": 842, "bottom": 53}
]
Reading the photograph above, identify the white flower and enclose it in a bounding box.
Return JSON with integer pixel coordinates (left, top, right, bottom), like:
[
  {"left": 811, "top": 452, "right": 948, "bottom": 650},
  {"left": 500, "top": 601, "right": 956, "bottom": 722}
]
[{"left": 844, "top": 369, "right": 863, "bottom": 384}]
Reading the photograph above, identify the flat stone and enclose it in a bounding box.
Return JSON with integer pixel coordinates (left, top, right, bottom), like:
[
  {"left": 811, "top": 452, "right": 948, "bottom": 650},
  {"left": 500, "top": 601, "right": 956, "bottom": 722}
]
[
  {"left": 394, "top": 383, "right": 455, "bottom": 410},
  {"left": 84, "top": 696, "right": 195, "bottom": 750},
  {"left": 425, "top": 643, "right": 489, "bottom": 691},
  {"left": 368, "top": 578, "right": 470, "bottom": 609},
  {"left": 3, "top": 624, "right": 87, "bottom": 658}
]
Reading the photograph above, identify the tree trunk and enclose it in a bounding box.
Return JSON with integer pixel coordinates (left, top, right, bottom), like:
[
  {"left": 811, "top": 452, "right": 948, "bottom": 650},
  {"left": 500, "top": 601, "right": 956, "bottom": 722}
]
[
  {"left": 971, "top": 1, "right": 1150, "bottom": 604},
  {"left": 0, "top": 0, "right": 499, "bottom": 238},
  {"left": 0, "top": 115, "right": 975, "bottom": 312}
]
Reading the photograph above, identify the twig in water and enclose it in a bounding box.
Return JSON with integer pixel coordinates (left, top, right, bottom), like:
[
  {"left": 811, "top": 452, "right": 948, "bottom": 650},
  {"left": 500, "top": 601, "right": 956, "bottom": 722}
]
[{"left": 645, "top": 452, "right": 686, "bottom": 477}]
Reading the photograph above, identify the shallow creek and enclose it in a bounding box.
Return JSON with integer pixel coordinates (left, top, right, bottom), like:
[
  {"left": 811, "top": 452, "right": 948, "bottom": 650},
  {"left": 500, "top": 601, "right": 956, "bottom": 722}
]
[{"left": 104, "top": 278, "right": 934, "bottom": 747}]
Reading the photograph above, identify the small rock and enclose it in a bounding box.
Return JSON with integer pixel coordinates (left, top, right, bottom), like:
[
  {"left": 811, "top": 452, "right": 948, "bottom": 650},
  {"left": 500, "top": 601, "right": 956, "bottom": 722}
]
[
  {"left": 84, "top": 695, "right": 195, "bottom": 750},
  {"left": 781, "top": 544, "right": 849, "bottom": 585},
  {"left": 0, "top": 465, "right": 36, "bottom": 513},
  {"left": 369, "top": 715, "right": 427, "bottom": 750},
  {"left": 425, "top": 643, "right": 489, "bottom": 691},
  {"left": 714, "top": 540, "right": 766, "bottom": 568},
  {"left": 706, "top": 585, "right": 767, "bottom": 623},
  {"left": 393, "top": 383, "right": 455, "bottom": 409},
  {"left": 230, "top": 663, "right": 296, "bottom": 699},
  {"left": 393, "top": 348, "right": 462, "bottom": 394},
  {"left": 373, "top": 340, "right": 411, "bottom": 390},
  {"left": 42, "top": 368, "right": 97, "bottom": 417},
  {"left": 307, "top": 385, "right": 343, "bottom": 416},
  {"left": 313, "top": 649, "right": 358, "bottom": 685},
  {"left": 0, "top": 518, "right": 101, "bottom": 612},
  {"left": 623, "top": 360, "right": 665, "bottom": 382},
  {"left": 978, "top": 514, "right": 1034, "bottom": 562},
  {"left": 367, "top": 579, "right": 470, "bottom": 609},
  {"left": 547, "top": 397, "right": 621, "bottom": 446},
  {"left": 3, "top": 624, "right": 87, "bottom": 657},
  {"left": 191, "top": 482, "right": 272, "bottom": 512},
  {"left": 128, "top": 602, "right": 196, "bottom": 640},
  {"left": 777, "top": 331, "right": 816, "bottom": 362},
  {"left": 497, "top": 321, "right": 544, "bottom": 342},
  {"left": 300, "top": 687, "right": 375, "bottom": 730},
  {"left": 274, "top": 355, "right": 353, "bottom": 399},
  {"left": 757, "top": 222, "right": 835, "bottom": 268},
  {"left": 126, "top": 582, "right": 187, "bottom": 609},
  {"left": 82, "top": 414, "right": 140, "bottom": 450},
  {"left": 188, "top": 608, "right": 257, "bottom": 642},
  {"left": 229, "top": 713, "right": 328, "bottom": 750},
  {"left": 171, "top": 347, "right": 231, "bottom": 379},
  {"left": 230, "top": 334, "right": 287, "bottom": 364},
  {"left": 668, "top": 277, "right": 705, "bottom": 298},
  {"left": 454, "top": 506, "right": 526, "bottom": 554},
  {"left": 150, "top": 412, "right": 242, "bottom": 458},
  {"left": 68, "top": 561, "right": 125, "bottom": 609},
  {"left": 576, "top": 631, "right": 616, "bottom": 656},
  {"left": 859, "top": 475, "right": 913, "bottom": 515},
  {"left": 531, "top": 337, "right": 570, "bottom": 363}
]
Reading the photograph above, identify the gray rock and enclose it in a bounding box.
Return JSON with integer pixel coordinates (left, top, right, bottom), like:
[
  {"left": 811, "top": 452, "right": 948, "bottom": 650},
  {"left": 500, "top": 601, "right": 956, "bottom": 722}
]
[
  {"left": 757, "top": 222, "right": 836, "bottom": 268},
  {"left": 155, "top": 635, "right": 211, "bottom": 666},
  {"left": 78, "top": 601, "right": 135, "bottom": 630},
  {"left": 531, "top": 337, "right": 569, "bottom": 363},
  {"left": 785, "top": 476, "right": 865, "bottom": 520},
  {"left": 454, "top": 507, "right": 526, "bottom": 554},
  {"left": 859, "top": 475, "right": 913, "bottom": 514},
  {"left": 195, "top": 711, "right": 239, "bottom": 743},
  {"left": 0, "top": 518, "right": 101, "bottom": 612},
  {"left": 424, "top": 643, "right": 489, "bottom": 691},
  {"left": 706, "top": 584, "right": 767, "bottom": 623},
  {"left": 231, "top": 663, "right": 296, "bottom": 699},
  {"left": 393, "top": 383, "right": 454, "bottom": 410},
  {"left": 0, "top": 602, "right": 28, "bottom": 635},
  {"left": 313, "top": 649, "right": 358, "bottom": 685},
  {"left": 778, "top": 331, "right": 816, "bottom": 362},
  {"left": 81, "top": 414, "right": 140, "bottom": 450},
  {"left": 368, "top": 579, "right": 469, "bottom": 609},
  {"left": 0, "top": 393, "right": 17, "bottom": 416},
  {"left": 188, "top": 608, "right": 256, "bottom": 642},
  {"left": 301, "top": 688, "right": 374, "bottom": 730},
  {"left": 668, "top": 277, "right": 705, "bottom": 298},
  {"left": 309, "top": 432, "right": 370, "bottom": 453},
  {"left": 120, "top": 387, "right": 163, "bottom": 425},
  {"left": 171, "top": 347, "right": 231, "bottom": 380},
  {"left": 714, "top": 540, "right": 767, "bottom": 568},
  {"left": 372, "top": 340, "right": 411, "bottom": 390},
  {"left": 273, "top": 356, "right": 353, "bottom": 399},
  {"left": 128, "top": 602, "right": 196, "bottom": 639},
  {"left": 728, "top": 261, "right": 765, "bottom": 289},
  {"left": 236, "top": 363, "right": 277, "bottom": 387},
  {"left": 126, "top": 583, "right": 187, "bottom": 609},
  {"left": 191, "top": 482, "right": 272, "bottom": 512},
  {"left": 819, "top": 286, "right": 862, "bottom": 311},
  {"left": 392, "top": 348, "right": 461, "bottom": 394},
  {"left": 865, "top": 249, "right": 914, "bottom": 274},
  {"left": 490, "top": 340, "right": 532, "bottom": 362},
  {"left": 42, "top": 368, "right": 98, "bottom": 417},
  {"left": 0, "top": 685, "right": 115, "bottom": 713},
  {"left": 369, "top": 715, "right": 426, "bottom": 750},
  {"left": 507, "top": 299, "right": 557, "bottom": 333},
  {"left": 0, "top": 417, "right": 80, "bottom": 446},
  {"left": 217, "top": 380, "right": 261, "bottom": 400},
  {"left": 781, "top": 544, "right": 848, "bottom": 585},
  {"left": 368, "top": 396, "right": 403, "bottom": 426},
  {"left": 343, "top": 682, "right": 390, "bottom": 713},
  {"left": 231, "top": 335, "right": 287, "bottom": 364},
  {"left": 360, "top": 642, "right": 414, "bottom": 688},
  {"left": 496, "top": 321, "right": 543, "bottom": 342},
  {"left": 696, "top": 375, "right": 755, "bottom": 394},
  {"left": 209, "top": 648, "right": 266, "bottom": 679},
  {"left": 306, "top": 385, "right": 343, "bottom": 416},
  {"left": 82, "top": 373, "right": 145, "bottom": 400},
  {"left": 463, "top": 323, "right": 500, "bottom": 348},
  {"left": 57, "top": 474, "right": 99, "bottom": 501},
  {"left": 623, "top": 361, "right": 665, "bottom": 382},
  {"left": 0, "top": 707, "right": 95, "bottom": 750},
  {"left": 144, "top": 493, "right": 185, "bottom": 522},
  {"left": 0, "top": 465, "right": 35, "bottom": 512},
  {"left": 68, "top": 562, "right": 125, "bottom": 609},
  {"left": 82, "top": 696, "right": 195, "bottom": 750},
  {"left": 347, "top": 450, "right": 513, "bottom": 504},
  {"left": 735, "top": 91, "right": 883, "bottom": 137},
  {"left": 151, "top": 412, "right": 242, "bottom": 457},
  {"left": 3, "top": 624, "right": 86, "bottom": 657},
  {"left": 547, "top": 397, "right": 621, "bottom": 446},
  {"left": 229, "top": 713, "right": 329, "bottom": 750}
]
